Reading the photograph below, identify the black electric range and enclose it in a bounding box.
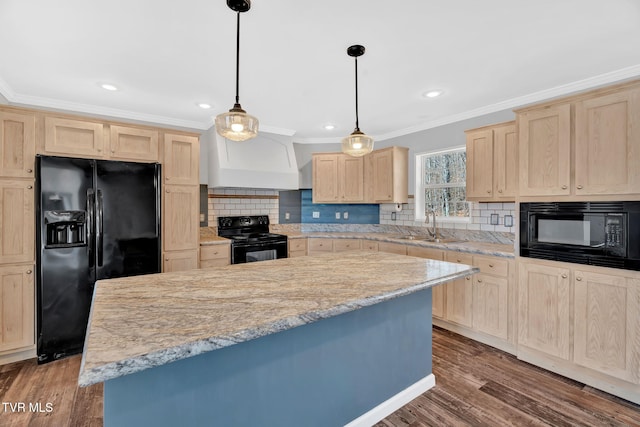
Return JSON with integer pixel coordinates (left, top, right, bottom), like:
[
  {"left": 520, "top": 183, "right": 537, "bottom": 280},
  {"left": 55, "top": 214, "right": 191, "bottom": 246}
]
[{"left": 218, "top": 216, "right": 288, "bottom": 264}]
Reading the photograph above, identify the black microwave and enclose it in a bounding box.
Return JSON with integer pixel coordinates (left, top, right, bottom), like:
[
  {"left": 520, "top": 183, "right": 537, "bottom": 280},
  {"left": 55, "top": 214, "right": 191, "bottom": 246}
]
[{"left": 520, "top": 202, "right": 640, "bottom": 271}]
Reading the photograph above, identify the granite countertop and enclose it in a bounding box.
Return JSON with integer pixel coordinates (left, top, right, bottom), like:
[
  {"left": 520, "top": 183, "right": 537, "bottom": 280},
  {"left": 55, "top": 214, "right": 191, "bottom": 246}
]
[
  {"left": 280, "top": 232, "right": 515, "bottom": 258},
  {"left": 200, "top": 235, "right": 231, "bottom": 245},
  {"left": 78, "top": 251, "right": 477, "bottom": 387}
]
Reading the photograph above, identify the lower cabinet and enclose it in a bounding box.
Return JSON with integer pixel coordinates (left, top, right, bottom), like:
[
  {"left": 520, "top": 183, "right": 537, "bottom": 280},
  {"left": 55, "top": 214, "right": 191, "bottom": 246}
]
[
  {"left": 407, "top": 247, "right": 446, "bottom": 318},
  {"left": 163, "top": 250, "right": 199, "bottom": 273},
  {"left": 444, "top": 252, "right": 474, "bottom": 328},
  {"left": 307, "top": 238, "right": 333, "bottom": 255},
  {"left": 288, "top": 238, "right": 308, "bottom": 258},
  {"left": 377, "top": 242, "right": 407, "bottom": 255},
  {"left": 0, "top": 265, "right": 34, "bottom": 354},
  {"left": 199, "top": 244, "right": 230, "bottom": 268}
]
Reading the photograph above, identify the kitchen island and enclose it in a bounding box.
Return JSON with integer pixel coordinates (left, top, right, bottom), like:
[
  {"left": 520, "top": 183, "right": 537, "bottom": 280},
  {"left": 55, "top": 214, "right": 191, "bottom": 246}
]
[{"left": 79, "top": 251, "right": 477, "bottom": 427}]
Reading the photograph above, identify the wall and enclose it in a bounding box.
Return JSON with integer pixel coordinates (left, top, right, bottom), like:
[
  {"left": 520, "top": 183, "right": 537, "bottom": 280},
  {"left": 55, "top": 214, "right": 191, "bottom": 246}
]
[{"left": 279, "top": 190, "right": 378, "bottom": 225}]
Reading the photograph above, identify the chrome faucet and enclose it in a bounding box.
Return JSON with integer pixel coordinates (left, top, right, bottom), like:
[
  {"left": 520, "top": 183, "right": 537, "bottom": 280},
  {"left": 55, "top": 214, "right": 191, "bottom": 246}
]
[{"left": 425, "top": 208, "right": 438, "bottom": 239}]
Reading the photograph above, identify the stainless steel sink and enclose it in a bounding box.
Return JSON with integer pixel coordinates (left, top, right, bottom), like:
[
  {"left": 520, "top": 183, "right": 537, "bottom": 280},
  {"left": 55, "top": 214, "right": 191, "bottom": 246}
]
[{"left": 392, "top": 235, "right": 466, "bottom": 244}]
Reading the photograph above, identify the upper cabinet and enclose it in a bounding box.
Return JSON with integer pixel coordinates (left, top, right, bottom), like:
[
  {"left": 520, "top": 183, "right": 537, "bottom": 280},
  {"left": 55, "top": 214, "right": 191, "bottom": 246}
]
[
  {"left": 366, "top": 146, "right": 409, "bottom": 204},
  {"left": 0, "top": 111, "right": 35, "bottom": 178},
  {"left": 517, "top": 80, "right": 640, "bottom": 200},
  {"left": 312, "top": 146, "right": 408, "bottom": 204},
  {"left": 163, "top": 133, "right": 200, "bottom": 186},
  {"left": 109, "top": 125, "right": 159, "bottom": 162},
  {"left": 466, "top": 121, "right": 517, "bottom": 201},
  {"left": 44, "top": 116, "right": 105, "bottom": 158}
]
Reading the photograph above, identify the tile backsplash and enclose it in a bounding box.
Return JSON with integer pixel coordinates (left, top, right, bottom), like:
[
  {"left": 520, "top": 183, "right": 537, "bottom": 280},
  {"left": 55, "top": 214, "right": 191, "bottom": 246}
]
[{"left": 207, "top": 188, "right": 279, "bottom": 225}]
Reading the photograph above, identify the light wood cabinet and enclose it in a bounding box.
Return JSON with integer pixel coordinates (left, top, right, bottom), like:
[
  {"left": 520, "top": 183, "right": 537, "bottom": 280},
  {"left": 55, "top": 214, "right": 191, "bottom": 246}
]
[
  {"left": 163, "top": 133, "right": 199, "bottom": 186},
  {"left": 308, "top": 238, "right": 333, "bottom": 255},
  {"left": 574, "top": 87, "right": 640, "bottom": 196},
  {"left": 288, "top": 238, "right": 308, "bottom": 258},
  {"left": 518, "top": 104, "right": 571, "bottom": 197},
  {"left": 333, "top": 239, "right": 361, "bottom": 252},
  {"left": 517, "top": 259, "right": 571, "bottom": 360},
  {"left": 517, "top": 81, "right": 640, "bottom": 200},
  {"left": 466, "top": 121, "right": 517, "bottom": 201},
  {"left": 312, "top": 146, "right": 408, "bottom": 204},
  {"left": 573, "top": 270, "right": 639, "bottom": 383},
  {"left": 377, "top": 241, "right": 407, "bottom": 255},
  {"left": 366, "top": 146, "right": 409, "bottom": 203},
  {"left": 312, "top": 154, "right": 364, "bottom": 203},
  {"left": 109, "top": 125, "right": 159, "bottom": 162},
  {"left": 163, "top": 185, "right": 199, "bottom": 253},
  {"left": 163, "top": 250, "right": 199, "bottom": 273},
  {"left": 407, "top": 246, "right": 446, "bottom": 319},
  {"left": 361, "top": 240, "right": 378, "bottom": 251},
  {"left": 444, "top": 252, "right": 474, "bottom": 327},
  {"left": 44, "top": 116, "right": 105, "bottom": 158},
  {"left": 0, "top": 180, "right": 35, "bottom": 265},
  {"left": 0, "top": 265, "right": 34, "bottom": 353},
  {"left": 472, "top": 255, "right": 510, "bottom": 341},
  {"left": 0, "top": 111, "right": 35, "bottom": 178},
  {"left": 199, "top": 244, "right": 231, "bottom": 268}
]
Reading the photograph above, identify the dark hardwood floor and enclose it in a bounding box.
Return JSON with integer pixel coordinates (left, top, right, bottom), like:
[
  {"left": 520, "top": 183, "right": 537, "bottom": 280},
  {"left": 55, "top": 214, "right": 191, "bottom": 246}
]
[{"left": 1, "top": 327, "right": 639, "bottom": 426}]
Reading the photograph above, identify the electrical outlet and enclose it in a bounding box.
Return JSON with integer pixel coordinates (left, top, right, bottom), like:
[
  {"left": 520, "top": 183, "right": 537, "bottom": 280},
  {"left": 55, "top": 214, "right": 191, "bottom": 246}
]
[
  {"left": 312, "top": 211, "right": 320, "bottom": 218},
  {"left": 391, "top": 212, "right": 396, "bottom": 221},
  {"left": 335, "top": 212, "right": 341, "bottom": 219},
  {"left": 343, "top": 212, "right": 349, "bottom": 219},
  {"left": 504, "top": 215, "right": 514, "bottom": 227},
  {"left": 285, "top": 212, "right": 290, "bottom": 220},
  {"left": 490, "top": 213, "right": 499, "bottom": 225}
]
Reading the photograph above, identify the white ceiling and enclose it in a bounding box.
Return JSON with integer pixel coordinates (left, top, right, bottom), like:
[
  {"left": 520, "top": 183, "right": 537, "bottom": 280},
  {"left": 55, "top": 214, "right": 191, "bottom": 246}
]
[{"left": 1, "top": 0, "right": 639, "bottom": 143}]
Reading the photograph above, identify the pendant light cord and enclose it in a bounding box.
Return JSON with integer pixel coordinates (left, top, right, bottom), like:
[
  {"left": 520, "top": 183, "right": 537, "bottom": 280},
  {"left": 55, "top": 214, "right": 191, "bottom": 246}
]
[
  {"left": 235, "top": 11, "right": 241, "bottom": 105},
  {"left": 354, "top": 56, "right": 360, "bottom": 131}
]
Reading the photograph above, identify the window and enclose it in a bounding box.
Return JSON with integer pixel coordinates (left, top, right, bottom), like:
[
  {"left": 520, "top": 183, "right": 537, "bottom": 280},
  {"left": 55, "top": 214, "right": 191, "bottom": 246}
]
[{"left": 415, "top": 147, "right": 469, "bottom": 221}]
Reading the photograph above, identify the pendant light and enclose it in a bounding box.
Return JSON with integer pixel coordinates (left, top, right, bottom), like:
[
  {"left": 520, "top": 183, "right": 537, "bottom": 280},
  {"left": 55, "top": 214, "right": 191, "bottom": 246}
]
[
  {"left": 341, "top": 45, "right": 374, "bottom": 157},
  {"left": 215, "top": 0, "right": 259, "bottom": 142}
]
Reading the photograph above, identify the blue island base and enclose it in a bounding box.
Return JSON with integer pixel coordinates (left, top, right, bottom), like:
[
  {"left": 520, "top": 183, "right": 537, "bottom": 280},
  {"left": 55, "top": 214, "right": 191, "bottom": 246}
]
[{"left": 104, "top": 288, "right": 434, "bottom": 427}]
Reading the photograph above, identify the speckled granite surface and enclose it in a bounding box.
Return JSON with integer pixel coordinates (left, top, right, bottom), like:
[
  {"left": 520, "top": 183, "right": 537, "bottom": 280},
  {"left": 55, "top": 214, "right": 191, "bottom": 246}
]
[{"left": 78, "top": 251, "right": 477, "bottom": 387}]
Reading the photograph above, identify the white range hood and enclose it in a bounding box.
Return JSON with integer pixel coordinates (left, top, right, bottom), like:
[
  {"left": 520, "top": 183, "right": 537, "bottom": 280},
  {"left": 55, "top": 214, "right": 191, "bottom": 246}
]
[{"left": 207, "top": 129, "right": 299, "bottom": 190}]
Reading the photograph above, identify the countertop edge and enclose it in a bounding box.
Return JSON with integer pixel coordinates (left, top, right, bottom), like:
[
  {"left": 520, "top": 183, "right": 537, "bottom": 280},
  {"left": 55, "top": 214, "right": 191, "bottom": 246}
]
[{"left": 78, "top": 266, "right": 478, "bottom": 387}]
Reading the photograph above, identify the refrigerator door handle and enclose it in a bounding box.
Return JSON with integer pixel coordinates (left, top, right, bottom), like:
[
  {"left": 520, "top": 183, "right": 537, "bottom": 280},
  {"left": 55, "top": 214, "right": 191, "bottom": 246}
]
[
  {"left": 86, "top": 188, "right": 95, "bottom": 267},
  {"left": 96, "top": 189, "right": 104, "bottom": 267}
]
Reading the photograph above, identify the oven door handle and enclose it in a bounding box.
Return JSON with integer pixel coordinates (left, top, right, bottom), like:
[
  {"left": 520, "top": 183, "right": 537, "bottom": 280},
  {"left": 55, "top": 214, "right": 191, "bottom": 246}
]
[{"left": 233, "top": 240, "right": 287, "bottom": 249}]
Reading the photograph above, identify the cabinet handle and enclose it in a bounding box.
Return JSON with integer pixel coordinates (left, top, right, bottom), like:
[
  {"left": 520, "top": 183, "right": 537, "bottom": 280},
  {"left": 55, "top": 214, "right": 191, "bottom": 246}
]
[
  {"left": 456, "top": 259, "right": 461, "bottom": 262},
  {"left": 561, "top": 185, "right": 568, "bottom": 190},
  {"left": 498, "top": 189, "right": 503, "bottom": 193},
  {"left": 27, "top": 185, "right": 33, "bottom": 189},
  {"left": 477, "top": 278, "right": 482, "bottom": 283},
  {"left": 561, "top": 273, "right": 567, "bottom": 278},
  {"left": 489, "top": 264, "right": 494, "bottom": 268},
  {"left": 26, "top": 270, "right": 32, "bottom": 274},
  {"left": 486, "top": 190, "right": 491, "bottom": 194},
  {"left": 166, "top": 189, "right": 170, "bottom": 193},
  {"left": 577, "top": 185, "right": 583, "bottom": 190},
  {"left": 466, "top": 276, "right": 471, "bottom": 281},
  {"left": 97, "top": 149, "right": 102, "bottom": 152},
  {"left": 27, "top": 169, "right": 33, "bottom": 173},
  {"left": 576, "top": 277, "right": 583, "bottom": 281},
  {"left": 165, "top": 258, "right": 169, "bottom": 261},
  {"left": 111, "top": 150, "right": 115, "bottom": 153}
]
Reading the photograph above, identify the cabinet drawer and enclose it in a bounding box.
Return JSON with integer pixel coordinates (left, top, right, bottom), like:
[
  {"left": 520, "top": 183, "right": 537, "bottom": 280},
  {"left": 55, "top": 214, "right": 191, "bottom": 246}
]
[
  {"left": 200, "top": 258, "right": 230, "bottom": 268},
  {"left": 200, "top": 245, "right": 230, "bottom": 260},
  {"left": 288, "top": 239, "right": 307, "bottom": 253},
  {"left": 309, "top": 239, "right": 333, "bottom": 252},
  {"left": 445, "top": 251, "right": 473, "bottom": 265},
  {"left": 378, "top": 242, "right": 407, "bottom": 255},
  {"left": 333, "top": 239, "right": 361, "bottom": 252},
  {"left": 362, "top": 241, "right": 379, "bottom": 251},
  {"left": 474, "top": 255, "right": 509, "bottom": 277},
  {"left": 289, "top": 250, "right": 307, "bottom": 258}
]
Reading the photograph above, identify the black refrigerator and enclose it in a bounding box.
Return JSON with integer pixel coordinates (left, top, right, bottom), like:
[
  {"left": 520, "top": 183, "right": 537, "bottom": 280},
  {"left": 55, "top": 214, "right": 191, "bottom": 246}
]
[{"left": 36, "top": 155, "right": 161, "bottom": 363}]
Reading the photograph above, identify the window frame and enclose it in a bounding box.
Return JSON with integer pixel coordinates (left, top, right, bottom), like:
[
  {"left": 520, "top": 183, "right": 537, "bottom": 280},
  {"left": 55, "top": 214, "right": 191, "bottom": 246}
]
[{"left": 414, "top": 146, "right": 470, "bottom": 223}]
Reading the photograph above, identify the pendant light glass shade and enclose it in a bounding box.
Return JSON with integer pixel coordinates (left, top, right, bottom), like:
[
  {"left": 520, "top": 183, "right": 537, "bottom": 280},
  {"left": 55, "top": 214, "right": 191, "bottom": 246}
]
[
  {"left": 342, "top": 44, "right": 374, "bottom": 157},
  {"left": 215, "top": 0, "right": 259, "bottom": 142},
  {"left": 342, "top": 130, "right": 374, "bottom": 157},
  {"left": 215, "top": 104, "right": 259, "bottom": 142}
]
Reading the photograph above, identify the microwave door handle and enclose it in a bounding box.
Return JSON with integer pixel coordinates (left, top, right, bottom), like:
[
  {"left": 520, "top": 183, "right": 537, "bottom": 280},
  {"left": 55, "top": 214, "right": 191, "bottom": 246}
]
[
  {"left": 96, "top": 189, "right": 104, "bottom": 267},
  {"left": 86, "top": 189, "right": 95, "bottom": 267}
]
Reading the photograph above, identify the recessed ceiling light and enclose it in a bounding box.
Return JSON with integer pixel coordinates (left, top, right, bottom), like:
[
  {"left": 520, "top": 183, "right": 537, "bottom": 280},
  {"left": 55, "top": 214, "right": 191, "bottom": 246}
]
[
  {"left": 323, "top": 124, "right": 335, "bottom": 130},
  {"left": 101, "top": 83, "right": 118, "bottom": 91},
  {"left": 198, "top": 103, "right": 212, "bottom": 109},
  {"left": 423, "top": 90, "right": 443, "bottom": 98}
]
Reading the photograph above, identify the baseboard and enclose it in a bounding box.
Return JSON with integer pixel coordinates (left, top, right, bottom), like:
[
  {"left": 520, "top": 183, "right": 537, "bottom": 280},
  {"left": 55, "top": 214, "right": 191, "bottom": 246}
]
[
  {"left": 0, "top": 346, "right": 36, "bottom": 366},
  {"left": 344, "top": 374, "right": 436, "bottom": 427}
]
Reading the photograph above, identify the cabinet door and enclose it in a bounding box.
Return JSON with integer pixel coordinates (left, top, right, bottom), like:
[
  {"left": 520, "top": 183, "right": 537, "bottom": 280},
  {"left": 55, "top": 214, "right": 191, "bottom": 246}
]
[
  {"left": 518, "top": 104, "right": 571, "bottom": 197},
  {"left": 574, "top": 88, "right": 640, "bottom": 195},
  {"left": 0, "top": 111, "right": 35, "bottom": 178},
  {"left": 308, "top": 238, "right": 333, "bottom": 254},
  {"left": 163, "top": 185, "right": 199, "bottom": 252},
  {"left": 110, "top": 125, "right": 159, "bottom": 162},
  {"left": 444, "top": 252, "right": 474, "bottom": 327},
  {"left": 163, "top": 133, "right": 199, "bottom": 186},
  {"left": 369, "top": 149, "right": 394, "bottom": 202},
  {"left": 473, "top": 273, "right": 508, "bottom": 340},
  {"left": 0, "top": 265, "right": 34, "bottom": 352},
  {"left": 44, "top": 116, "right": 104, "bottom": 157},
  {"left": 163, "top": 250, "right": 199, "bottom": 273},
  {"left": 518, "top": 260, "right": 571, "bottom": 360},
  {"left": 333, "top": 239, "right": 361, "bottom": 252},
  {"left": 312, "top": 154, "right": 339, "bottom": 202},
  {"left": 407, "top": 247, "right": 446, "bottom": 318},
  {"left": 377, "top": 241, "right": 406, "bottom": 255},
  {"left": 339, "top": 156, "right": 364, "bottom": 202},
  {"left": 573, "top": 270, "right": 639, "bottom": 383},
  {"left": 466, "top": 129, "right": 494, "bottom": 199},
  {"left": 0, "top": 180, "right": 35, "bottom": 264},
  {"left": 493, "top": 123, "right": 518, "bottom": 199}
]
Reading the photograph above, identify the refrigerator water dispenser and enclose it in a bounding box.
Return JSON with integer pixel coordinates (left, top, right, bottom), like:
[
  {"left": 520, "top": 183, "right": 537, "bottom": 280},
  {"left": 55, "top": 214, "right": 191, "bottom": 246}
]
[{"left": 44, "top": 211, "right": 86, "bottom": 248}]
